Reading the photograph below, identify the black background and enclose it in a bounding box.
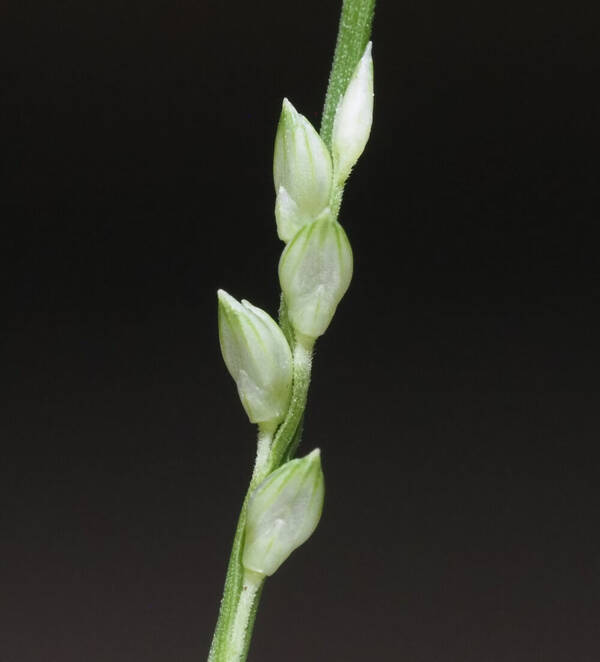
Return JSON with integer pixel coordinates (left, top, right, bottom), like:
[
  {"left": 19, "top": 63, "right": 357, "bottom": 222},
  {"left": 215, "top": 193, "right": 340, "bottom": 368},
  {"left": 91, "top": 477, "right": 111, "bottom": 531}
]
[{"left": 2, "top": 1, "right": 599, "bottom": 660}]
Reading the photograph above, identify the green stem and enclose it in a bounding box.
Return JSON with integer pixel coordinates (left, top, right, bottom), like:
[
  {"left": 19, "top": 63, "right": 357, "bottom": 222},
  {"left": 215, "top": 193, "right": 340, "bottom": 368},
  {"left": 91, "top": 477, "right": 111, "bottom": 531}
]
[
  {"left": 267, "top": 334, "right": 314, "bottom": 473},
  {"left": 226, "top": 569, "right": 264, "bottom": 662},
  {"left": 320, "top": 0, "right": 376, "bottom": 150},
  {"left": 207, "top": 428, "right": 274, "bottom": 662},
  {"left": 207, "top": 513, "right": 265, "bottom": 662},
  {"left": 207, "top": 498, "right": 248, "bottom": 662},
  {"left": 254, "top": 422, "right": 277, "bottom": 485}
]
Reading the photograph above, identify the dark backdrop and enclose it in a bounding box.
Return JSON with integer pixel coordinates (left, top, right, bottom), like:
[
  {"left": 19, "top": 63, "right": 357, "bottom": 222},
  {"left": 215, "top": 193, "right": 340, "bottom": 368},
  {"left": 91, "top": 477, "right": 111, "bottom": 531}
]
[{"left": 2, "top": 1, "right": 599, "bottom": 660}]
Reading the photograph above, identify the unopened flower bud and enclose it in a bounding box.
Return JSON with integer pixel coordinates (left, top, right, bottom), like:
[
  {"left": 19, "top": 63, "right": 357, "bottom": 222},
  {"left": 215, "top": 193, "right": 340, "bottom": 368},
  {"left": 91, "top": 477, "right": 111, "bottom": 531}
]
[
  {"left": 243, "top": 449, "right": 325, "bottom": 577},
  {"left": 332, "top": 42, "right": 374, "bottom": 186},
  {"left": 217, "top": 290, "right": 292, "bottom": 425},
  {"left": 273, "top": 99, "right": 333, "bottom": 240},
  {"left": 278, "top": 216, "right": 353, "bottom": 339}
]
